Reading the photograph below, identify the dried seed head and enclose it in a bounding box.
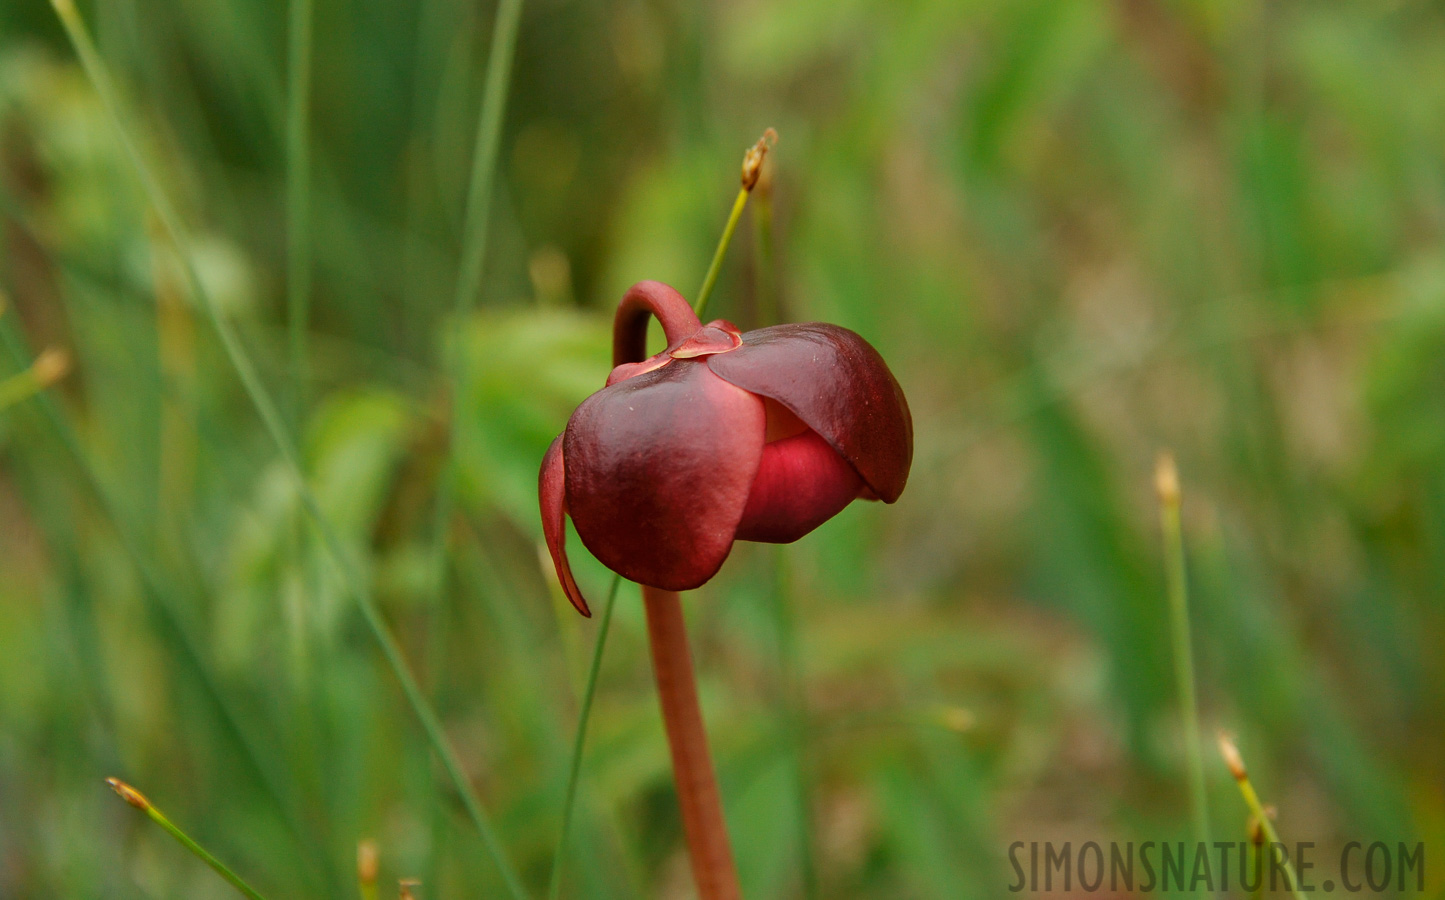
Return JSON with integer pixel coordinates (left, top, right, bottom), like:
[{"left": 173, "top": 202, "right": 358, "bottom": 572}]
[
  {"left": 357, "top": 840, "right": 379, "bottom": 886},
  {"left": 1217, "top": 731, "right": 1247, "bottom": 781},
  {"left": 32, "top": 347, "right": 71, "bottom": 387},
  {"left": 939, "top": 706, "right": 974, "bottom": 733},
  {"left": 741, "top": 128, "right": 778, "bottom": 191},
  {"left": 1155, "top": 450, "right": 1180, "bottom": 508},
  {"left": 105, "top": 777, "right": 150, "bottom": 811}
]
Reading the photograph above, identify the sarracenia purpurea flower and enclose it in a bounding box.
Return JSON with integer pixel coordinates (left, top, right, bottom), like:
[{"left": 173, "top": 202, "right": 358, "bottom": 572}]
[{"left": 540, "top": 279, "right": 912, "bottom": 615}]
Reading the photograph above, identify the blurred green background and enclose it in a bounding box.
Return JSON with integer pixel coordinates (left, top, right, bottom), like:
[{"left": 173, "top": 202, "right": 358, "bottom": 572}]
[{"left": 2, "top": 0, "right": 1443, "bottom": 896}]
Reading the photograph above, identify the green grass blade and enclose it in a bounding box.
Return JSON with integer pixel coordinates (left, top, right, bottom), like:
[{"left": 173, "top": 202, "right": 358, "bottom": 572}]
[
  {"left": 546, "top": 573, "right": 622, "bottom": 900},
  {"left": 107, "top": 779, "right": 270, "bottom": 900},
  {"left": 285, "top": 0, "right": 313, "bottom": 420},
  {"left": 451, "top": 0, "right": 524, "bottom": 319},
  {"left": 1156, "top": 452, "right": 1212, "bottom": 868}
]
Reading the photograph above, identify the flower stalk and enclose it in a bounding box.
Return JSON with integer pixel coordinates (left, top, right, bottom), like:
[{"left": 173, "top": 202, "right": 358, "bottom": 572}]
[{"left": 642, "top": 587, "right": 740, "bottom": 900}]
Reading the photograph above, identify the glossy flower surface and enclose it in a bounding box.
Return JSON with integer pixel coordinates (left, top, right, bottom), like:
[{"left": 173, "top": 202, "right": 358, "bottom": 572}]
[{"left": 540, "top": 281, "right": 912, "bottom": 615}]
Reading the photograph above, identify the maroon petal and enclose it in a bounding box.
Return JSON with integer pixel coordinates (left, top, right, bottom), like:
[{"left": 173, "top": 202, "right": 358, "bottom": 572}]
[
  {"left": 706, "top": 323, "right": 913, "bottom": 502},
  {"left": 540, "top": 435, "right": 589, "bottom": 616},
  {"left": 564, "top": 360, "right": 765, "bottom": 590},
  {"left": 735, "top": 429, "right": 863, "bottom": 543}
]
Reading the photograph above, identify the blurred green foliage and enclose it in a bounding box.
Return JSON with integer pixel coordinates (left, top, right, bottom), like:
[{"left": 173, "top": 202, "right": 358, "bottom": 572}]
[{"left": 2, "top": 0, "right": 1444, "bottom": 896}]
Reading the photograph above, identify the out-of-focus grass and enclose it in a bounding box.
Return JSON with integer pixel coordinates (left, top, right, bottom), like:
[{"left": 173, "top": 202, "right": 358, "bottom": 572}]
[{"left": 1, "top": 0, "right": 1443, "bottom": 897}]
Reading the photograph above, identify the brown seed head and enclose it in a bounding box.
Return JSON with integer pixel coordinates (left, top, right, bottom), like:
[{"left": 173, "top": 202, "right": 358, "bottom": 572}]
[
  {"left": 32, "top": 347, "right": 71, "bottom": 388},
  {"left": 1217, "top": 731, "right": 1247, "bottom": 781},
  {"left": 741, "top": 128, "right": 778, "bottom": 191},
  {"left": 1155, "top": 450, "right": 1180, "bottom": 508},
  {"left": 357, "top": 840, "right": 379, "bottom": 886},
  {"left": 105, "top": 777, "right": 151, "bottom": 811}
]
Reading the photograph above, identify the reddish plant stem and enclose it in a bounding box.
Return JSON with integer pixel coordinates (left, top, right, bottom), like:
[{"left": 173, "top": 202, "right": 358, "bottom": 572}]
[{"left": 641, "top": 586, "right": 741, "bottom": 900}]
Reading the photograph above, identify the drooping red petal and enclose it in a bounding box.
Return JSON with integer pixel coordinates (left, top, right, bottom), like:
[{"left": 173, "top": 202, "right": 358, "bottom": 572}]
[
  {"left": 706, "top": 323, "right": 913, "bottom": 502},
  {"left": 563, "top": 360, "right": 765, "bottom": 590},
  {"left": 735, "top": 429, "right": 864, "bottom": 543},
  {"left": 539, "top": 435, "right": 590, "bottom": 616}
]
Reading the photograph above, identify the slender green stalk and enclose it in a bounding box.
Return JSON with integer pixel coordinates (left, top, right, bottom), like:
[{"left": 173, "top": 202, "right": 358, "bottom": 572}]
[
  {"left": 1218, "top": 734, "right": 1306, "bottom": 900},
  {"left": 282, "top": 0, "right": 318, "bottom": 804},
  {"left": 285, "top": 0, "right": 313, "bottom": 418},
  {"left": 695, "top": 188, "right": 748, "bottom": 319},
  {"left": 430, "top": 0, "right": 527, "bottom": 728},
  {"left": 546, "top": 573, "right": 622, "bottom": 900},
  {"left": 695, "top": 129, "right": 775, "bottom": 318},
  {"left": 451, "top": 0, "right": 524, "bottom": 319},
  {"left": 106, "top": 778, "right": 269, "bottom": 900},
  {"left": 1156, "top": 451, "right": 1212, "bottom": 864},
  {"left": 46, "top": 5, "right": 527, "bottom": 895}
]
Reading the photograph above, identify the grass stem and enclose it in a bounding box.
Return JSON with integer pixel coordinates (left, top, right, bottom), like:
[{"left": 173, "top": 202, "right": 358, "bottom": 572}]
[
  {"left": 1218, "top": 733, "right": 1307, "bottom": 900},
  {"left": 285, "top": 0, "right": 313, "bottom": 421},
  {"left": 1156, "top": 451, "right": 1212, "bottom": 864},
  {"left": 106, "top": 778, "right": 269, "bottom": 900},
  {"left": 695, "top": 129, "right": 775, "bottom": 319},
  {"left": 546, "top": 573, "right": 622, "bottom": 900},
  {"left": 452, "top": 0, "right": 524, "bottom": 320},
  {"left": 46, "top": 4, "right": 528, "bottom": 895}
]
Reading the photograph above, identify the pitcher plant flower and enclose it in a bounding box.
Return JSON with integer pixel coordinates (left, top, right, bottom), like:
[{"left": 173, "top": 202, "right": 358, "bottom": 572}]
[{"left": 539, "top": 279, "right": 912, "bottom": 616}]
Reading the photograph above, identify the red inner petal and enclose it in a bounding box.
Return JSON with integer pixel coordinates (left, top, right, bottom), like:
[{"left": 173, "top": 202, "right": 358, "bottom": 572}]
[{"left": 734, "top": 429, "right": 864, "bottom": 544}]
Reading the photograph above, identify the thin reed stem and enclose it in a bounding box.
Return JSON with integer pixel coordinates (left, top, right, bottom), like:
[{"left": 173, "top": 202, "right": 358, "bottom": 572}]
[
  {"left": 106, "top": 778, "right": 269, "bottom": 900},
  {"left": 452, "top": 0, "right": 524, "bottom": 319},
  {"left": 45, "top": 5, "right": 527, "bottom": 895},
  {"left": 285, "top": 0, "right": 313, "bottom": 420},
  {"left": 695, "top": 188, "right": 748, "bottom": 319},
  {"left": 282, "top": 0, "right": 318, "bottom": 805},
  {"left": 642, "top": 587, "right": 740, "bottom": 900},
  {"left": 695, "top": 128, "right": 775, "bottom": 318},
  {"left": 1156, "top": 452, "right": 1212, "bottom": 862},
  {"left": 546, "top": 573, "right": 622, "bottom": 900},
  {"left": 1218, "top": 734, "right": 1307, "bottom": 900}
]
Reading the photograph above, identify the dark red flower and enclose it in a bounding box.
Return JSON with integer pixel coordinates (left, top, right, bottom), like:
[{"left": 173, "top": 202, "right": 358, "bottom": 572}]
[{"left": 540, "top": 281, "right": 912, "bottom": 615}]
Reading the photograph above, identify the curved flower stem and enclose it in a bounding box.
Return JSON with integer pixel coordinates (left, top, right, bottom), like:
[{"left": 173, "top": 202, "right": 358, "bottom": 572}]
[{"left": 641, "top": 587, "right": 740, "bottom": 900}]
